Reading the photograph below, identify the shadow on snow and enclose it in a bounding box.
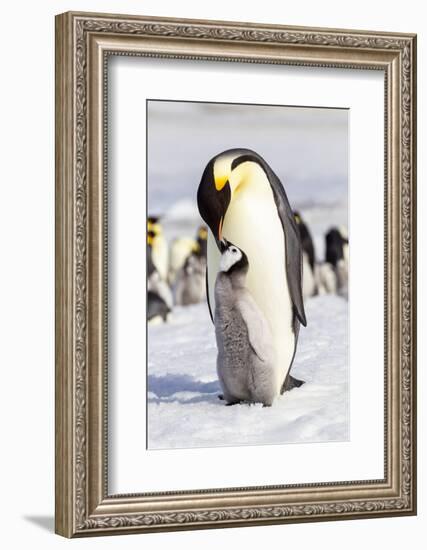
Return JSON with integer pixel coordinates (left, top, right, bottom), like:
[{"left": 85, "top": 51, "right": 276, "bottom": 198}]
[{"left": 148, "top": 373, "right": 220, "bottom": 403}]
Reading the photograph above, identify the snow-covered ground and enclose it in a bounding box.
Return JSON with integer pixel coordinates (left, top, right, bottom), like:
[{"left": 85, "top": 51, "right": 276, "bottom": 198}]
[{"left": 147, "top": 294, "right": 349, "bottom": 449}]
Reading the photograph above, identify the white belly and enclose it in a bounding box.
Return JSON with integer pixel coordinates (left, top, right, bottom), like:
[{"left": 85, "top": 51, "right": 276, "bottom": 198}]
[
  {"left": 208, "top": 191, "right": 295, "bottom": 395},
  {"left": 152, "top": 237, "right": 169, "bottom": 281}
]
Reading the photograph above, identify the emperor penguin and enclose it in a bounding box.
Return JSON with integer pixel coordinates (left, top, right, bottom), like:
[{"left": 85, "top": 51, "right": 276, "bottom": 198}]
[
  {"left": 294, "top": 211, "right": 315, "bottom": 272},
  {"left": 168, "top": 236, "right": 198, "bottom": 285},
  {"left": 173, "top": 225, "right": 208, "bottom": 305},
  {"left": 147, "top": 247, "right": 171, "bottom": 324},
  {"left": 294, "top": 211, "right": 317, "bottom": 299},
  {"left": 215, "top": 241, "right": 276, "bottom": 406},
  {"left": 147, "top": 290, "right": 171, "bottom": 325},
  {"left": 325, "top": 227, "right": 349, "bottom": 295},
  {"left": 168, "top": 225, "right": 208, "bottom": 285},
  {"left": 197, "top": 148, "right": 307, "bottom": 399},
  {"left": 338, "top": 226, "right": 349, "bottom": 265},
  {"left": 147, "top": 231, "right": 173, "bottom": 310},
  {"left": 302, "top": 252, "right": 317, "bottom": 300},
  {"left": 147, "top": 216, "right": 169, "bottom": 281},
  {"left": 196, "top": 225, "right": 208, "bottom": 258},
  {"left": 174, "top": 253, "right": 207, "bottom": 306},
  {"left": 325, "top": 227, "right": 348, "bottom": 268},
  {"left": 315, "top": 261, "right": 337, "bottom": 295}
]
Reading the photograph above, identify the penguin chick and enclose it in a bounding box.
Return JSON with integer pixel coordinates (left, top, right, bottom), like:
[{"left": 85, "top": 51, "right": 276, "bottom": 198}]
[
  {"left": 168, "top": 236, "right": 198, "bottom": 285},
  {"left": 197, "top": 149, "right": 307, "bottom": 396},
  {"left": 214, "top": 241, "right": 276, "bottom": 407},
  {"left": 174, "top": 253, "right": 207, "bottom": 306}
]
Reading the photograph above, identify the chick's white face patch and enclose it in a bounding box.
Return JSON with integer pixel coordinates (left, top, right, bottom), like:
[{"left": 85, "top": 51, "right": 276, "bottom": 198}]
[{"left": 220, "top": 246, "right": 243, "bottom": 272}]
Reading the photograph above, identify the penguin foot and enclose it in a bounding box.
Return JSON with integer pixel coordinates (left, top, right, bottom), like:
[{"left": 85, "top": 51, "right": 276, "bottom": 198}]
[
  {"left": 224, "top": 399, "right": 242, "bottom": 406},
  {"left": 219, "top": 392, "right": 241, "bottom": 405},
  {"left": 280, "top": 374, "right": 305, "bottom": 394}
]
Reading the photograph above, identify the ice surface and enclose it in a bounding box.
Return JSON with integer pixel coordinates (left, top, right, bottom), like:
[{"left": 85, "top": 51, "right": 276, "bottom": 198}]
[{"left": 147, "top": 294, "right": 349, "bottom": 449}]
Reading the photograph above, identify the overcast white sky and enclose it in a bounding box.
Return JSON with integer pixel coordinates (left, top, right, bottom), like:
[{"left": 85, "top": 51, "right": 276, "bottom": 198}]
[{"left": 147, "top": 100, "right": 348, "bottom": 215}]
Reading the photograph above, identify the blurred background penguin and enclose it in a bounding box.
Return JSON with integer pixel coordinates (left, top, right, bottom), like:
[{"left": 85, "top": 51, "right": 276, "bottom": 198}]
[
  {"left": 294, "top": 211, "right": 317, "bottom": 300},
  {"left": 147, "top": 219, "right": 209, "bottom": 321},
  {"left": 174, "top": 225, "right": 207, "bottom": 306},
  {"left": 147, "top": 219, "right": 173, "bottom": 324},
  {"left": 292, "top": 211, "right": 349, "bottom": 302},
  {"left": 147, "top": 216, "right": 169, "bottom": 281}
]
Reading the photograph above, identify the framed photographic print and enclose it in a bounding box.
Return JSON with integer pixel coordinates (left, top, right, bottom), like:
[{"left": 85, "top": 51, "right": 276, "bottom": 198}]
[{"left": 55, "top": 11, "right": 417, "bottom": 537}]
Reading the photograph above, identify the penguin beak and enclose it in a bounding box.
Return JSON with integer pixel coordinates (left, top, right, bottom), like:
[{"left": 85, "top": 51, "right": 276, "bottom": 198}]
[
  {"left": 218, "top": 216, "right": 224, "bottom": 241},
  {"left": 218, "top": 238, "right": 228, "bottom": 253}
]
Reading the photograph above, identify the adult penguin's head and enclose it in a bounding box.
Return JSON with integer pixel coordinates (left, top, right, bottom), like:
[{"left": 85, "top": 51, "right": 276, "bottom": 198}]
[{"left": 197, "top": 148, "right": 267, "bottom": 247}]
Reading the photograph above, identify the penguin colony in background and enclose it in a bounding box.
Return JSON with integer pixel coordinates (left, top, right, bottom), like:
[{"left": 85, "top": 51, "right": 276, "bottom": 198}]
[
  {"left": 294, "top": 211, "right": 317, "bottom": 300},
  {"left": 147, "top": 218, "right": 208, "bottom": 324},
  {"left": 174, "top": 226, "right": 207, "bottom": 306}
]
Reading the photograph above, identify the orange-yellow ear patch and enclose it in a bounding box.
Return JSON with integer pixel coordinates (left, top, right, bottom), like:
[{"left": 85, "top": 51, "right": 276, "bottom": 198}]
[
  {"left": 213, "top": 156, "right": 233, "bottom": 191},
  {"left": 214, "top": 173, "right": 228, "bottom": 191}
]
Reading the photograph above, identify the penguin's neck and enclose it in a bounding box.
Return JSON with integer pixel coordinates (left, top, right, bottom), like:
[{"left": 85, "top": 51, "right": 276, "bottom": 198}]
[
  {"left": 228, "top": 270, "right": 247, "bottom": 290},
  {"left": 215, "top": 270, "right": 247, "bottom": 316}
]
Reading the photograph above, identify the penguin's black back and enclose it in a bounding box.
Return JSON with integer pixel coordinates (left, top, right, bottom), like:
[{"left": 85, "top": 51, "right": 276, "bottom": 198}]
[
  {"left": 297, "top": 219, "right": 315, "bottom": 270},
  {"left": 325, "top": 228, "right": 346, "bottom": 267}
]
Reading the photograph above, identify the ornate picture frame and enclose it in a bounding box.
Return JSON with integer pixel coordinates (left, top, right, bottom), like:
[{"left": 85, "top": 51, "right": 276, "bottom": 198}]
[{"left": 55, "top": 11, "right": 417, "bottom": 537}]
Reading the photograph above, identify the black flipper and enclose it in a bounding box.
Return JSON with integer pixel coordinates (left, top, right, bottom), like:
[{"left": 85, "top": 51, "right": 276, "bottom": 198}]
[
  {"left": 231, "top": 151, "right": 307, "bottom": 326},
  {"left": 203, "top": 149, "right": 307, "bottom": 327},
  {"left": 206, "top": 265, "right": 214, "bottom": 322},
  {"left": 262, "top": 164, "right": 307, "bottom": 327},
  {"left": 280, "top": 374, "right": 305, "bottom": 394}
]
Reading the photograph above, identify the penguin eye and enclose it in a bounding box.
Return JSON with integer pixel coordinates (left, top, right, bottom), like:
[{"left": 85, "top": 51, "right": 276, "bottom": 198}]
[{"left": 231, "top": 248, "right": 237, "bottom": 254}]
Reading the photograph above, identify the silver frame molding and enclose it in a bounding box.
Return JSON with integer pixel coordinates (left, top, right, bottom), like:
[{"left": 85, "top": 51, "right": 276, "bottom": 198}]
[{"left": 55, "top": 11, "right": 417, "bottom": 538}]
